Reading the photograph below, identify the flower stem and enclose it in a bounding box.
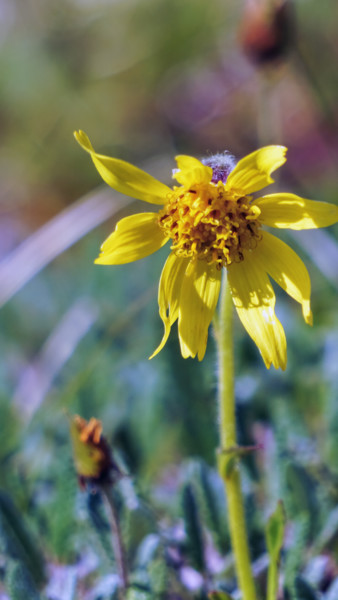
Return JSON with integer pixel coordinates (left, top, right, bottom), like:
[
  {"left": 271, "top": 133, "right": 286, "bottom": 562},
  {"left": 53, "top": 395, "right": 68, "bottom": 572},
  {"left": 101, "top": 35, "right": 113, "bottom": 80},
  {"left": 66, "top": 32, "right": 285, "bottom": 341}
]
[
  {"left": 101, "top": 483, "right": 129, "bottom": 600},
  {"left": 217, "top": 273, "right": 257, "bottom": 600},
  {"left": 267, "top": 556, "right": 278, "bottom": 600}
]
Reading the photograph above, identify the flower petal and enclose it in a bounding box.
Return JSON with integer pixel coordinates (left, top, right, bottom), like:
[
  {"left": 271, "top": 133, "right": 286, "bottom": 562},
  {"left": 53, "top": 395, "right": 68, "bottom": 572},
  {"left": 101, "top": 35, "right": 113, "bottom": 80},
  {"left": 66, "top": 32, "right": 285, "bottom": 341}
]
[
  {"left": 178, "top": 260, "right": 222, "bottom": 360},
  {"left": 173, "top": 155, "right": 213, "bottom": 187},
  {"left": 227, "top": 255, "right": 287, "bottom": 369},
  {"left": 150, "top": 252, "right": 189, "bottom": 359},
  {"left": 74, "top": 130, "right": 171, "bottom": 205},
  {"left": 254, "top": 193, "right": 338, "bottom": 229},
  {"left": 254, "top": 232, "right": 312, "bottom": 324},
  {"left": 226, "top": 146, "right": 287, "bottom": 194},
  {"left": 95, "top": 213, "right": 168, "bottom": 265}
]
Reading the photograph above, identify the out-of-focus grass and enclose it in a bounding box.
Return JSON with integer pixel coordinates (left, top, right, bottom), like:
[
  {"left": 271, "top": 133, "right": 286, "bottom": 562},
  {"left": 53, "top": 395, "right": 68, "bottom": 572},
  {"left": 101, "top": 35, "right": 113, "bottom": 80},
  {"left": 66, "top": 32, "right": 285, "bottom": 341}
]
[{"left": 0, "top": 0, "right": 338, "bottom": 598}]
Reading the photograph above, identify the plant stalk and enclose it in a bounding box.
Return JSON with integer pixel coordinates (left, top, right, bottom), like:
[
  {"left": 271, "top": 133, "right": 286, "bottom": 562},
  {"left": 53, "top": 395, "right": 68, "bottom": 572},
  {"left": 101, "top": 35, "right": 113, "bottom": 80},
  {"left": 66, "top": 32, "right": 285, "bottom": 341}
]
[
  {"left": 101, "top": 484, "right": 129, "bottom": 600},
  {"left": 267, "top": 557, "right": 278, "bottom": 600},
  {"left": 217, "top": 273, "right": 257, "bottom": 600}
]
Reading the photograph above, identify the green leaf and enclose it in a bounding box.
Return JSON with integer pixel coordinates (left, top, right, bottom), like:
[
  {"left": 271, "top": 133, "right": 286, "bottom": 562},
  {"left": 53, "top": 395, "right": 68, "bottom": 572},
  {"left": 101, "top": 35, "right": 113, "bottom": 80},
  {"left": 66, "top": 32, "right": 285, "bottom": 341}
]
[
  {"left": 217, "top": 445, "right": 258, "bottom": 479},
  {"left": 285, "top": 463, "right": 318, "bottom": 530},
  {"left": 5, "top": 561, "right": 41, "bottom": 600},
  {"left": 294, "top": 575, "right": 319, "bottom": 600},
  {"left": 181, "top": 483, "right": 205, "bottom": 572},
  {"left": 316, "top": 506, "right": 338, "bottom": 551},
  {"left": 126, "top": 577, "right": 152, "bottom": 600},
  {"left": 217, "top": 449, "right": 237, "bottom": 480},
  {"left": 265, "top": 501, "right": 286, "bottom": 600},
  {"left": 135, "top": 534, "right": 160, "bottom": 568},
  {"left": 208, "top": 591, "right": 234, "bottom": 600},
  {"left": 283, "top": 515, "right": 310, "bottom": 595},
  {"left": 148, "top": 556, "right": 168, "bottom": 595},
  {"left": 198, "top": 461, "right": 228, "bottom": 553},
  {"left": 47, "top": 455, "right": 78, "bottom": 561},
  {"left": 86, "top": 491, "right": 114, "bottom": 563},
  {"left": 266, "top": 500, "right": 286, "bottom": 561},
  {"left": 0, "top": 491, "right": 45, "bottom": 587}
]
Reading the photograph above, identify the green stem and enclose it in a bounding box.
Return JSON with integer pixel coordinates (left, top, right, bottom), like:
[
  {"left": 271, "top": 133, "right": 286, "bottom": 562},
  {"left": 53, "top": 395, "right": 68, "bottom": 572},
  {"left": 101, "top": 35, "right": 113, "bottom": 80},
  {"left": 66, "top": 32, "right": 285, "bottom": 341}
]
[
  {"left": 267, "top": 557, "right": 278, "bottom": 600},
  {"left": 217, "top": 273, "right": 257, "bottom": 600},
  {"left": 101, "top": 484, "right": 129, "bottom": 600}
]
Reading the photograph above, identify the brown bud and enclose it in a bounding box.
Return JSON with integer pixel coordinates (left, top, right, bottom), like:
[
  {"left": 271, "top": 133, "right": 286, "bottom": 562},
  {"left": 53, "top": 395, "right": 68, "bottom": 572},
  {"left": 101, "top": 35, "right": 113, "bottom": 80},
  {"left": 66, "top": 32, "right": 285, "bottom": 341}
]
[
  {"left": 69, "top": 415, "right": 122, "bottom": 487},
  {"left": 239, "top": 0, "right": 294, "bottom": 65}
]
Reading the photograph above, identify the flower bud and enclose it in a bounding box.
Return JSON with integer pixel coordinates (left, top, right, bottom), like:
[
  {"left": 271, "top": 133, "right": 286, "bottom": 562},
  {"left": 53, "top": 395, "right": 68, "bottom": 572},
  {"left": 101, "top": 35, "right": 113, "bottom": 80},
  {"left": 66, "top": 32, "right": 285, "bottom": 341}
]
[
  {"left": 239, "top": 0, "right": 294, "bottom": 65},
  {"left": 69, "top": 415, "right": 121, "bottom": 487}
]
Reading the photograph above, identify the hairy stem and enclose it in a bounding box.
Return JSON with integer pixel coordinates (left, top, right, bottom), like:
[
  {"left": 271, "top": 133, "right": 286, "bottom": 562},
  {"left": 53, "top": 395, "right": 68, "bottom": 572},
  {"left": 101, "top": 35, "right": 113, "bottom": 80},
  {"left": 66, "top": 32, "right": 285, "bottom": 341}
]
[{"left": 216, "top": 273, "right": 257, "bottom": 600}]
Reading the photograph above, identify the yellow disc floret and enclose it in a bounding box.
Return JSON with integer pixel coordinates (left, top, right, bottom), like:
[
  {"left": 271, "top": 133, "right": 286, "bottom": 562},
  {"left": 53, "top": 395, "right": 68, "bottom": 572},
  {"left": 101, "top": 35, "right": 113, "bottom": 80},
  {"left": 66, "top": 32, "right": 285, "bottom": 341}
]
[{"left": 158, "top": 181, "right": 262, "bottom": 268}]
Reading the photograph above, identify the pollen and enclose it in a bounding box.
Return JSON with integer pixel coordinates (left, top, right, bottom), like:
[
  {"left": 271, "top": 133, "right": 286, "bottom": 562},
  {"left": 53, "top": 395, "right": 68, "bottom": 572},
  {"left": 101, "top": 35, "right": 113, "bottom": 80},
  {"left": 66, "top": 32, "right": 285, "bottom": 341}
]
[{"left": 158, "top": 182, "right": 262, "bottom": 268}]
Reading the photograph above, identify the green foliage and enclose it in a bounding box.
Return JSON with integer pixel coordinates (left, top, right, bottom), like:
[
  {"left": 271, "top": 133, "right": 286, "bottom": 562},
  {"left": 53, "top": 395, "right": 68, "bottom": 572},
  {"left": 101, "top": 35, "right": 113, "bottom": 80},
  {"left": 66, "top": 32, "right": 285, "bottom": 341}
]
[
  {"left": 0, "top": 491, "right": 45, "bottom": 587},
  {"left": 197, "top": 461, "right": 228, "bottom": 554},
  {"left": 86, "top": 490, "right": 115, "bottom": 564},
  {"left": 0, "top": 397, "right": 19, "bottom": 463},
  {"left": 317, "top": 507, "right": 338, "bottom": 553},
  {"left": 46, "top": 453, "right": 78, "bottom": 561},
  {"left": 266, "top": 501, "right": 286, "bottom": 600},
  {"left": 147, "top": 555, "right": 168, "bottom": 596},
  {"left": 208, "top": 592, "right": 234, "bottom": 600},
  {"left": 181, "top": 483, "right": 205, "bottom": 573},
  {"left": 135, "top": 534, "right": 160, "bottom": 569},
  {"left": 285, "top": 464, "right": 319, "bottom": 531},
  {"left": 5, "top": 561, "right": 41, "bottom": 600},
  {"left": 122, "top": 497, "right": 158, "bottom": 565},
  {"left": 284, "top": 515, "right": 311, "bottom": 599},
  {"left": 266, "top": 501, "right": 286, "bottom": 561},
  {"left": 127, "top": 585, "right": 152, "bottom": 600},
  {"left": 294, "top": 576, "right": 319, "bottom": 600}
]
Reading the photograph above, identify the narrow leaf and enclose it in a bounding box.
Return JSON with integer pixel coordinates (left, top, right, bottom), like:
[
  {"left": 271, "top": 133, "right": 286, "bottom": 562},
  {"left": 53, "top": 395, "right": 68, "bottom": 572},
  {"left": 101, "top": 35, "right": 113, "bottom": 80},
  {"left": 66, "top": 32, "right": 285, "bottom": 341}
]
[
  {"left": 265, "top": 501, "right": 286, "bottom": 600},
  {"left": 0, "top": 492, "right": 45, "bottom": 586},
  {"left": 294, "top": 575, "right": 319, "bottom": 600},
  {"left": 208, "top": 591, "right": 234, "bottom": 600},
  {"left": 181, "top": 483, "right": 205, "bottom": 572},
  {"left": 266, "top": 500, "right": 286, "bottom": 560},
  {"left": 5, "top": 561, "right": 41, "bottom": 600}
]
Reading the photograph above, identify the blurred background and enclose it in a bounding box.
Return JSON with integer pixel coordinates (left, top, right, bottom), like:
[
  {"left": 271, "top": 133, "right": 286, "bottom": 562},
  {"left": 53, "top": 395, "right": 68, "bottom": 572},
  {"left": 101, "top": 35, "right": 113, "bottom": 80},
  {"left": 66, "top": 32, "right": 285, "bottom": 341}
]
[{"left": 0, "top": 0, "right": 338, "bottom": 598}]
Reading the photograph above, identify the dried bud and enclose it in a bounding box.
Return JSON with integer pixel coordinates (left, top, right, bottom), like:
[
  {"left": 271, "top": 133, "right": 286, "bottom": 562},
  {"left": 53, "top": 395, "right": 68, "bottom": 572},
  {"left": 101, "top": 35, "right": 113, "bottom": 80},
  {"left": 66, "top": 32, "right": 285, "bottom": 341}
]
[
  {"left": 69, "top": 415, "right": 121, "bottom": 487},
  {"left": 239, "top": 0, "right": 294, "bottom": 65}
]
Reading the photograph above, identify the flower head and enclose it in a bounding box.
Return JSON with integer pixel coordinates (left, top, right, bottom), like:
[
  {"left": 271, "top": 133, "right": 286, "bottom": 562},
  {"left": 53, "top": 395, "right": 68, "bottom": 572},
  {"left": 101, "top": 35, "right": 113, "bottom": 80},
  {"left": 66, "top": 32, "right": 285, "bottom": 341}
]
[{"left": 75, "top": 130, "right": 338, "bottom": 369}]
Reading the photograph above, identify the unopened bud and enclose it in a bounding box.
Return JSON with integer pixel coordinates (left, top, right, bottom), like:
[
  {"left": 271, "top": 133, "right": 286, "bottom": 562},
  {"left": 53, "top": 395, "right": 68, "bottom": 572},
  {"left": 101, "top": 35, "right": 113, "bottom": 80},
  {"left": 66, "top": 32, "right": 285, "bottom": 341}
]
[
  {"left": 239, "top": 0, "right": 294, "bottom": 65},
  {"left": 69, "top": 415, "right": 121, "bottom": 486}
]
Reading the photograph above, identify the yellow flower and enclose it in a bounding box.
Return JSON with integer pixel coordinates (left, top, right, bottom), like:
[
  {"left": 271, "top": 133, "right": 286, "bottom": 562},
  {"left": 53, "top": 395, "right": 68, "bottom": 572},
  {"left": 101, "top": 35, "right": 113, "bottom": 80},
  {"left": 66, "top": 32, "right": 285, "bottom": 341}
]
[{"left": 74, "top": 130, "right": 338, "bottom": 369}]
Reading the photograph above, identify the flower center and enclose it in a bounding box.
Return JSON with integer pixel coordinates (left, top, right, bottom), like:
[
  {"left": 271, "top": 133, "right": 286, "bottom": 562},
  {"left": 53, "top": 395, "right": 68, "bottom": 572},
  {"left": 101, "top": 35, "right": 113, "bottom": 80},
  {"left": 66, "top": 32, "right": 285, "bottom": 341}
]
[{"left": 158, "top": 182, "right": 262, "bottom": 268}]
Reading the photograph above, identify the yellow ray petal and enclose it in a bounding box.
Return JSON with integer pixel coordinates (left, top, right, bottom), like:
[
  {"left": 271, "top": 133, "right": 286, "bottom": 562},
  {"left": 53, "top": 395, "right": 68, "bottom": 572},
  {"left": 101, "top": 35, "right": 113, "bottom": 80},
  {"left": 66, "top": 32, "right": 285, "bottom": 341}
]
[
  {"left": 178, "top": 260, "right": 222, "bottom": 360},
  {"left": 95, "top": 213, "right": 168, "bottom": 265},
  {"left": 150, "top": 252, "right": 189, "bottom": 359},
  {"left": 227, "top": 256, "right": 287, "bottom": 370},
  {"left": 254, "top": 193, "right": 338, "bottom": 229},
  {"left": 226, "top": 146, "right": 287, "bottom": 194},
  {"left": 74, "top": 130, "right": 171, "bottom": 205},
  {"left": 173, "top": 155, "right": 213, "bottom": 187},
  {"left": 253, "top": 232, "right": 312, "bottom": 325}
]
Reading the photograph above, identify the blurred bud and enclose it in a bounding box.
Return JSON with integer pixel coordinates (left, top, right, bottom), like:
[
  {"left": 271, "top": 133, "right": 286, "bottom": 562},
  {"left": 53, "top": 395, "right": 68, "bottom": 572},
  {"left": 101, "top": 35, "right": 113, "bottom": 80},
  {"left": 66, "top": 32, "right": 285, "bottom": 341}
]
[
  {"left": 239, "top": 0, "right": 294, "bottom": 65},
  {"left": 69, "top": 415, "right": 121, "bottom": 487}
]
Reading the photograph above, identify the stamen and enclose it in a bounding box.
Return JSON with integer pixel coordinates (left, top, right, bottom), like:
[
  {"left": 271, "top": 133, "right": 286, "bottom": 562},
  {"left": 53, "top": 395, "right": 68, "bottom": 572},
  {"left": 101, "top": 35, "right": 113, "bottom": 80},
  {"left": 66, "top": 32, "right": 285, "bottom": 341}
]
[{"left": 158, "top": 181, "right": 261, "bottom": 268}]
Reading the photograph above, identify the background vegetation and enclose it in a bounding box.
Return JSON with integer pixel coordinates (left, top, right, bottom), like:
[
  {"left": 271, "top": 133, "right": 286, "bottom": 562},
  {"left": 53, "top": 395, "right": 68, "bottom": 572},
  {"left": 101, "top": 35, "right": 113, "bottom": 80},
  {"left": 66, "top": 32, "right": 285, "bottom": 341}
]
[{"left": 0, "top": 0, "right": 338, "bottom": 598}]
